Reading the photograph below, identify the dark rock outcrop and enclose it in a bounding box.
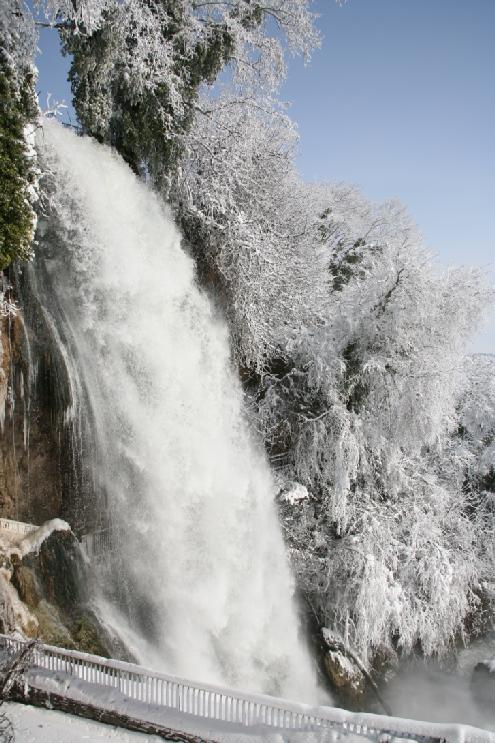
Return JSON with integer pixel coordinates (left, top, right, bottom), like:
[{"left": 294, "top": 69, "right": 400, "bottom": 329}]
[
  {"left": 11, "top": 528, "right": 112, "bottom": 656},
  {"left": 0, "top": 305, "right": 62, "bottom": 525}
]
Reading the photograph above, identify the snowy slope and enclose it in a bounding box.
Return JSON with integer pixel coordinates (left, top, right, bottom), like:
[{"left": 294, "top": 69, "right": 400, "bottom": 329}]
[{"left": 3, "top": 703, "right": 163, "bottom": 743}]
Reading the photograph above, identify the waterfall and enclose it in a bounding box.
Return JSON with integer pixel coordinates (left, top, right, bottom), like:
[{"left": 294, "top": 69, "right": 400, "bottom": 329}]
[{"left": 30, "top": 118, "right": 319, "bottom": 701}]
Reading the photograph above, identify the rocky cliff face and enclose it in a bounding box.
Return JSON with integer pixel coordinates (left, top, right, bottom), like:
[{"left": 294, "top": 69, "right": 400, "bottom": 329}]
[
  {"left": 0, "top": 264, "right": 102, "bottom": 532},
  {"left": 0, "top": 296, "right": 62, "bottom": 525},
  {"left": 0, "top": 272, "right": 110, "bottom": 654}
]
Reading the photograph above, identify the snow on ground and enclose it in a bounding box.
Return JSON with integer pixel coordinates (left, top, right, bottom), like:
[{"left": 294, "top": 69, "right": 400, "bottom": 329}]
[
  {"left": 3, "top": 702, "right": 163, "bottom": 743},
  {"left": 2, "top": 702, "right": 370, "bottom": 743},
  {"left": 4, "top": 699, "right": 495, "bottom": 743}
]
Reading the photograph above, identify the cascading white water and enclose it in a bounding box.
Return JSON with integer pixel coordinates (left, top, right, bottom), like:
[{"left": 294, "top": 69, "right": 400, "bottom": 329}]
[{"left": 33, "top": 119, "right": 319, "bottom": 702}]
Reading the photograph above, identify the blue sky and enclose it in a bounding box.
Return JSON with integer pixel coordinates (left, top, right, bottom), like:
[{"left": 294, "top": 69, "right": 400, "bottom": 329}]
[
  {"left": 34, "top": 24, "right": 73, "bottom": 119},
  {"left": 34, "top": 0, "right": 495, "bottom": 351}
]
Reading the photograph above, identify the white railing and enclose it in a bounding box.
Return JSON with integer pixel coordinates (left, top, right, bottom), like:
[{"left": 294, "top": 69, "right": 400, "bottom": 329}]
[
  {"left": 0, "top": 518, "right": 37, "bottom": 535},
  {"left": 2, "top": 634, "right": 490, "bottom": 743}
]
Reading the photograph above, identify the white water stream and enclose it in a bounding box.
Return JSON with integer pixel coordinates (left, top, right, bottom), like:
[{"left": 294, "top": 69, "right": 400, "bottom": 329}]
[{"left": 32, "top": 119, "right": 319, "bottom": 702}]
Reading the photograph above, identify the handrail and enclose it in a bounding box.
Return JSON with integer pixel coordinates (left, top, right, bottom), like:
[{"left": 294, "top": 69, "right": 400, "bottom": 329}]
[
  {"left": 0, "top": 518, "right": 38, "bottom": 535},
  {"left": 0, "top": 634, "right": 491, "bottom": 743}
]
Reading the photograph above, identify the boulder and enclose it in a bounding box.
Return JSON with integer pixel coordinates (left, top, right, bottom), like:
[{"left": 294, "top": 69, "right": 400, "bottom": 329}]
[
  {"left": 20, "top": 527, "right": 88, "bottom": 613},
  {"left": 324, "top": 648, "right": 366, "bottom": 705}
]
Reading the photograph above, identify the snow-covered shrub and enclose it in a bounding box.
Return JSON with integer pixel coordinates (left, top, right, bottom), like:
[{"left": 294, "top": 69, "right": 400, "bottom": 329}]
[
  {"left": 257, "top": 188, "right": 494, "bottom": 663},
  {"left": 174, "top": 96, "right": 327, "bottom": 368}
]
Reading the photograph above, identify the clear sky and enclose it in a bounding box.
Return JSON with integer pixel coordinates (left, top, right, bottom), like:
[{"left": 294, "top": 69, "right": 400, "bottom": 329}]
[
  {"left": 34, "top": 0, "right": 495, "bottom": 351},
  {"left": 34, "top": 23, "right": 74, "bottom": 120}
]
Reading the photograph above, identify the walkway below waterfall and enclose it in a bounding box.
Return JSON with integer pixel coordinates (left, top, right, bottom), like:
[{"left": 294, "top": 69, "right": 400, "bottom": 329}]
[{"left": 1, "top": 635, "right": 494, "bottom": 743}]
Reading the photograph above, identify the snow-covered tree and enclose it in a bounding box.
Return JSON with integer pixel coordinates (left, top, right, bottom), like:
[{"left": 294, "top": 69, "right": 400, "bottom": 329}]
[
  {"left": 39, "top": 0, "right": 319, "bottom": 181},
  {"left": 255, "top": 187, "right": 494, "bottom": 664},
  {"left": 172, "top": 93, "right": 327, "bottom": 367},
  {"left": 172, "top": 107, "right": 495, "bottom": 668}
]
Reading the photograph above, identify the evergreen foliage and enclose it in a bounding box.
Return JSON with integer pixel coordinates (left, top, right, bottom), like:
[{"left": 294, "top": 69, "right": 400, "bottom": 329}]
[
  {"left": 61, "top": 1, "right": 235, "bottom": 178},
  {"left": 0, "top": 43, "right": 37, "bottom": 268}
]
